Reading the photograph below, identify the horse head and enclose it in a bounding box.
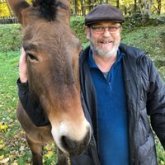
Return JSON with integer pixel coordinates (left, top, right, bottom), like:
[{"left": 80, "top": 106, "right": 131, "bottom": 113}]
[{"left": 8, "top": 0, "right": 91, "bottom": 157}]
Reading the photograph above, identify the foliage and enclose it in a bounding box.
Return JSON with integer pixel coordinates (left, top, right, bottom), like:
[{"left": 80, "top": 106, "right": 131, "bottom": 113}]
[
  {"left": 0, "top": 23, "right": 165, "bottom": 164},
  {"left": 0, "top": 0, "right": 32, "bottom": 18},
  {"left": 26, "top": 0, "right": 32, "bottom": 4},
  {"left": 0, "top": 3, "right": 10, "bottom": 17},
  {"left": 156, "top": 137, "right": 165, "bottom": 165},
  {"left": 71, "top": 16, "right": 87, "bottom": 44},
  {"left": 71, "top": 0, "right": 165, "bottom": 15},
  {"left": 0, "top": 24, "right": 22, "bottom": 52},
  {"left": 0, "top": 0, "right": 165, "bottom": 18}
]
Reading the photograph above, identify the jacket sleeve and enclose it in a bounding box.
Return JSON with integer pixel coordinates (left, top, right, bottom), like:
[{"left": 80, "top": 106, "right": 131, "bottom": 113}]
[
  {"left": 17, "top": 78, "right": 50, "bottom": 126},
  {"left": 146, "top": 58, "right": 165, "bottom": 150}
]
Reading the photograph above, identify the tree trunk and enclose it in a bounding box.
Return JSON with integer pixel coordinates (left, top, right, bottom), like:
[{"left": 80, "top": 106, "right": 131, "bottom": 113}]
[
  {"left": 138, "top": 0, "right": 153, "bottom": 22},
  {"left": 80, "top": 0, "right": 85, "bottom": 15},
  {"left": 116, "top": 0, "right": 120, "bottom": 8},
  {"left": 72, "top": 0, "right": 76, "bottom": 15},
  {"left": 157, "top": 0, "right": 161, "bottom": 14},
  {"left": 134, "top": 0, "right": 137, "bottom": 12},
  {"left": 88, "top": 0, "right": 94, "bottom": 12}
]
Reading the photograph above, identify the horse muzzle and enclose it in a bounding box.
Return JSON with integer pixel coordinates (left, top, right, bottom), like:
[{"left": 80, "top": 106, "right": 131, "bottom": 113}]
[
  {"left": 60, "top": 126, "right": 91, "bottom": 155},
  {"left": 51, "top": 120, "right": 92, "bottom": 156}
]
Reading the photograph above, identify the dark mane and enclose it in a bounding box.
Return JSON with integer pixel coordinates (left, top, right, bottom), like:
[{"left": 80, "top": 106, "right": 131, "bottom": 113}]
[{"left": 32, "top": 0, "right": 58, "bottom": 21}]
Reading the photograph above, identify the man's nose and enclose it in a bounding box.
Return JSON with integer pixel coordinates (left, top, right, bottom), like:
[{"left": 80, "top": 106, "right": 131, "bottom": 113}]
[{"left": 103, "top": 28, "right": 112, "bottom": 37}]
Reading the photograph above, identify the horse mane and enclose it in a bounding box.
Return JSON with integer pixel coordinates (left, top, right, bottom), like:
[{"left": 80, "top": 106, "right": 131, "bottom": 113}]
[{"left": 32, "top": 0, "right": 58, "bottom": 21}]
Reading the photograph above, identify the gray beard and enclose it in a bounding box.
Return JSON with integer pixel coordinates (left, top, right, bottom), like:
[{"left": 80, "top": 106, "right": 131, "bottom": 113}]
[{"left": 90, "top": 42, "right": 119, "bottom": 58}]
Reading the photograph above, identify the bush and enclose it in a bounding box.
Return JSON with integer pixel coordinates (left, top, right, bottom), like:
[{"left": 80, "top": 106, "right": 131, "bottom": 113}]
[
  {"left": 70, "top": 16, "right": 87, "bottom": 44},
  {"left": 0, "top": 24, "right": 22, "bottom": 52}
]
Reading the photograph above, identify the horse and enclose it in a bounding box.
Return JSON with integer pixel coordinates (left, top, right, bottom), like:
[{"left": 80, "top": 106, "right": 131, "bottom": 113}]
[{"left": 7, "top": 0, "right": 92, "bottom": 164}]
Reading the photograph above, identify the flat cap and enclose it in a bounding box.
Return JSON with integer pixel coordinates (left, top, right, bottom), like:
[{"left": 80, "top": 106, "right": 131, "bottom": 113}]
[{"left": 85, "top": 4, "right": 124, "bottom": 26}]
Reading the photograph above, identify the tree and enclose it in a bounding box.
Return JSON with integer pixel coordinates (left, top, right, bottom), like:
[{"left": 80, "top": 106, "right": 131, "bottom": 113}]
[
  {"left": 138, "top": 0, "right": 153, "bottom": 21},
  {"left": 72, "top": 0, "right": 78, "bottom": 15},
  {"left": 157, "top": 0, "right": 162, "bottom": 14},
  {"left": 116, "top": 0, "right": 120, "bottom": 8},
  {"left": 0, "top": 1, "right": 10, "bottom": 17}
]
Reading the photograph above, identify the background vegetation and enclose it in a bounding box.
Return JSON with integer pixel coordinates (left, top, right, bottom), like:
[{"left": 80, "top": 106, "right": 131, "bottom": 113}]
[{"left": 0, "top": 0, "right": 165, "bottom": 17}]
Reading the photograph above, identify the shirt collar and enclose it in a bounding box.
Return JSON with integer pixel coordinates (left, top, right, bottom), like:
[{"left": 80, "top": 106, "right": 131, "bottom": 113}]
[{"left": 88, "top": 48, "right": 124, "bottom": 69}]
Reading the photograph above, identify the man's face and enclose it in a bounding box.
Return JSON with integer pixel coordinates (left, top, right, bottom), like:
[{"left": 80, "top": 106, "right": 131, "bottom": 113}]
[{"left": 86, "top": 21, "right": 122, "bottom": 57}]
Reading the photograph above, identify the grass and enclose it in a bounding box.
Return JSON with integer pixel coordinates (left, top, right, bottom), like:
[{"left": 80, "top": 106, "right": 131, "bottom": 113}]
[
  {"left": 0, "top": 51, "right": 57, "bottom": 164},
  {"left": 0, "top": 23, "right": 165, "bottom": 164},
  {"left": 0, "top": 24, "right": 22, "bottom": 52},
  {"left": 122, "top": 25, "right": 165, "bottom": 60}
]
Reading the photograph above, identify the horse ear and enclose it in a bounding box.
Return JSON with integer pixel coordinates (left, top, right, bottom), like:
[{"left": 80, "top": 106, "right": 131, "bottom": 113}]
[{"left": 7, "top": 0, "right": 30, "bottom": 24}]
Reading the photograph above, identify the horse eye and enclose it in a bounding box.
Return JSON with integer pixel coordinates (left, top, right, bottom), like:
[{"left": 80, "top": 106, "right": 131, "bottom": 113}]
[{"left": 27, "top": 53, "right": 38, "bottom": 62}]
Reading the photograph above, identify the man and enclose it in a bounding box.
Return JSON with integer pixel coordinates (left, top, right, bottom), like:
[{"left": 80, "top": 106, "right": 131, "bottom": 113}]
[{"left": 17, "top": 4, "right": 165, "bottom": 165}]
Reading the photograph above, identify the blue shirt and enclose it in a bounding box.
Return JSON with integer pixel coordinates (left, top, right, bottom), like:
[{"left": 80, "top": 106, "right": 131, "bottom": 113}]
[{"left": 88, "top": 49, "right": 129, "bottom": 165}]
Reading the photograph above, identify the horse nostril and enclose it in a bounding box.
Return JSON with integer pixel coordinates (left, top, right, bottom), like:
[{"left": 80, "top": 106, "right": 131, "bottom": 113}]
[
  {"left": 59, "top": 126, "right": 91, "bottom": 155},
  {"left": 61, "top": 136, "right": 77, "bottom": 152}
]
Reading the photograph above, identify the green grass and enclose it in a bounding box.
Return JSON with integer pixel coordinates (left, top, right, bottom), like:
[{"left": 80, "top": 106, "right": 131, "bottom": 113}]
[
  {"left": 0, "top": 23, "right": 165, "bottom": 164},
  {"left": 122, "top": 25, "right": 165, "bottom": 60},
  {"left": 0, "top": 24, "right": 22, "bottom": 52},
  {"left": 0, "top": 51, "right": 56, "bottom": 164},
  {"left": 0, "top": 51, "right": 18, "bottom": 126}
]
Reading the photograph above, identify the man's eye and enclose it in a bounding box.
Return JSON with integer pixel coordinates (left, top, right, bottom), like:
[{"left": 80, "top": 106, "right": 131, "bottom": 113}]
[
  {"left": 96, "top": 27, "right": 103, "bottom": 30},
  {"left": 110, "top": 27, "right": 117, "bottom": 30},
  {"left": 95, "top": 27, "right": 103, "bottom": 31}
]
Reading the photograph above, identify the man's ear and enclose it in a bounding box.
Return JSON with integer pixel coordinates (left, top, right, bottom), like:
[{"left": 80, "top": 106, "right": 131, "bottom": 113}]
[
  {"left": 85, "top": 26, "right": 91, "bottom": 40},
  {"left": 7, "top": 0, "right": 30, "bottom": 24}
]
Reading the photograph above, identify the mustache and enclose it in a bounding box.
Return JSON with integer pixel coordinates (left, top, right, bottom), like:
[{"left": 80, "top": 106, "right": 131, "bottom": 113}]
[{"left": 98, "top": 39, "right": 113, "bottom": 43}]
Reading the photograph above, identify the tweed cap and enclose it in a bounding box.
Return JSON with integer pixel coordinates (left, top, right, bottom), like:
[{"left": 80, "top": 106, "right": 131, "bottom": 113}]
[{"left": 85, "top": 4, "right": 124, "bottom": 26}]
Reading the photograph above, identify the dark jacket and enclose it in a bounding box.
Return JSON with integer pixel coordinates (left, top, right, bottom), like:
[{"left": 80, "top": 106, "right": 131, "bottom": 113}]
[{"left": 18, "top": 43, "right": 165, "bottom": 165}]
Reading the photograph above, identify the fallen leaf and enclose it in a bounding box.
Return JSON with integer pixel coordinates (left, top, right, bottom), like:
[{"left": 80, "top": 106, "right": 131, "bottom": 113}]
[
  {"left": 0, "top": 157, "right": 9, "bottom": 164},
  {"left": 0, "top": 122, "right": 8, "bottom": 132}
]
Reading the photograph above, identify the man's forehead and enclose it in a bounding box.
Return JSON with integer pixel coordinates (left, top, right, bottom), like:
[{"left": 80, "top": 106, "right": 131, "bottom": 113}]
[{"left": 93, "top": 21, "right": 121, "bottom": 26}]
